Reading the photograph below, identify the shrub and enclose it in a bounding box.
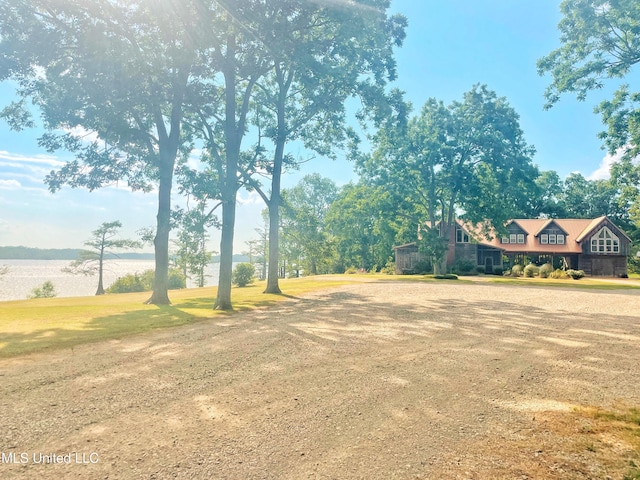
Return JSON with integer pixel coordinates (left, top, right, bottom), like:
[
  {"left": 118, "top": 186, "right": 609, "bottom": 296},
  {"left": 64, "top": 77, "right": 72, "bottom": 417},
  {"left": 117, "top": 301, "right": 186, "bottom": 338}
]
[
  {"left": 29, "top": 280, "right": 57, "bottom": 298},
  {"left": 107, "top": 268, "right": 185, "bottom": 293},
  {"left": 412, "top": 260, "right": 432, "bottom": 275},
  {"left": 539, "top": 263, "right": 553, "bottom": 279},
  {"left": 168, "top": 269, "right": 186, "bottom": 289},
  {"left": 107, "top": 272, "right": 148, "bottom": 293},
  {"left": 510, "top": 264, "right": 523, "bottom": 277},
  {"left": 344, "top": 266, "right": 357, "bottom": 275},
  {"left": 434, "top": 273, "right": 458, "bottom": 280},
  {"left": 381, "top": 261, "right": 396, "bottom": 275},
  {"left": 476, "top": 266, "right": 485, "bottom": 274},
  {"left": 566, "top": 269, "right": 585, "bottom": 280},
  {"left": 232, "top": 263, "right": 255, "bottom": 287},
  {"left": 549, "top": 268, "right": 567, "bottom": 279},
  {"left": 453, "top": 258, "right": 475, "bottom": 275},
  {"left": 523, "top": 263, "right": 539, "bottom": 278},
  {"left": 493, "top": 267, "right": 504, "bottom": 276}
]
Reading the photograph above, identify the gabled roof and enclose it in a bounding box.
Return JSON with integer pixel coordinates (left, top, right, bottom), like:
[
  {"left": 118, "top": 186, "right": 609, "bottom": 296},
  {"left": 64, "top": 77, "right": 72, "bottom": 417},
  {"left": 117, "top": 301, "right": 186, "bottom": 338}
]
[
  {"left": 532, "top": 218, "right": 569, "bottom": 237},
  {"left": 490, "top": 216, "right": 628, "bottom": 254}
]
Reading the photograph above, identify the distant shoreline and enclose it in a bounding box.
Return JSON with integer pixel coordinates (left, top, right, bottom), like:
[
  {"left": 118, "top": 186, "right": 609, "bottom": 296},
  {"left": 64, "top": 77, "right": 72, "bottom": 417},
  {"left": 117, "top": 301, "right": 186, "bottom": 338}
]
[
  {"left": 0, "top": 246, "right": 249, "bottom": 263},
  {"left": 0, "top": 246, "right": 154, "bottom": 261}
]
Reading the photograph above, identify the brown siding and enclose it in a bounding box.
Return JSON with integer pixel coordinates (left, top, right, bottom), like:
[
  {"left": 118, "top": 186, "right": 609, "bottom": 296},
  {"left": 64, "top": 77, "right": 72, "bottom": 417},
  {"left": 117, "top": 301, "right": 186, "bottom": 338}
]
[
  {"left": 394, "top": 245, "right": 421, "bottom": 274},
  {"left": 578, "top": 255, "right": 627, "bottom": 277}
]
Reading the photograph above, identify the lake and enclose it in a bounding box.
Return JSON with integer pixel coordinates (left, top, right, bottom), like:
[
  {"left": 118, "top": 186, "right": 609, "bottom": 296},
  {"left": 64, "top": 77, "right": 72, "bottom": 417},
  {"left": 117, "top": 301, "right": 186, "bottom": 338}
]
[{"left": 0, "top": 259, "right": 228, "bottom": 301}]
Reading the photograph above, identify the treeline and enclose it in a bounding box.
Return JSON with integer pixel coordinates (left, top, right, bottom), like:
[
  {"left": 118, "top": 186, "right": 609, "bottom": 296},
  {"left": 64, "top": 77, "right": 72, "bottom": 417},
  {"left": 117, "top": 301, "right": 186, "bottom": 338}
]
[
  {"left": 0, "top": 246, "right": 154, "bottom": 261},
  {"left": 0, "top": 246, "right": 250, "bottom": 263},
  {"left": 274, "top": 167, "right": 640, "bottom": 276}
]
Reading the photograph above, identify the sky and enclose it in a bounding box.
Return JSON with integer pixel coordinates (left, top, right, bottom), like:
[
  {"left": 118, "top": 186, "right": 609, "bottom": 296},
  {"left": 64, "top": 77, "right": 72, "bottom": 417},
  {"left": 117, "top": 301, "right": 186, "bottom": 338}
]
[{"left": 0, "top": 0, "right": 637, "bottom": 253}]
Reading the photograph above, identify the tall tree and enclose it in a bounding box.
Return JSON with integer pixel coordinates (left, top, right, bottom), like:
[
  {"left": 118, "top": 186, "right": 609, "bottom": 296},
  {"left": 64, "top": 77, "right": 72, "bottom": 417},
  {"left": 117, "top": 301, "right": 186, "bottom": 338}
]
[
  {"left": 172, "top": 208, "right": 216, "bottom": 288},
  {"left": 281, "top": 174, "right": 338, "bottom": 275},
  {"left": 532, "top": 170, "right": 567, "bottom": 218},
  {"left": 538, "top": 0, "right": 640, "bottom": 220},
  {"left": 359, "top": 85, "right": 538, "bottom": 273},
  {"left": 243, "top": 0, "right": 407, "bottom": 293},
  {"left": 325, "top": 182, "right": 404, "bottom": 272},
  {"left": 64, "top": 221, "right": 141, "bottom": 295},
  {"left": 0, "top": 0, "right": 217, "bottom": 304}
]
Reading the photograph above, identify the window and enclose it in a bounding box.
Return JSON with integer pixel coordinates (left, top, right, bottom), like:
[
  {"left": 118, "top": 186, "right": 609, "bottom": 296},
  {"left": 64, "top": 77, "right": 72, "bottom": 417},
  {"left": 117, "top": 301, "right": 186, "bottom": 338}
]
[
  {"left": 549, "top": 234, "right": 556, "bottom": 245},
  {"left": 540, "top": 234, "right": 548, "bottom": 244},
  {"left": 557, "top": 234, "right": 565, "bottom": 244},
  {"left": 517, "top": 234, "right": 525, "bottom": 244},
  {"left": 509, "top": 234, "right": 517, "bottom": 243},
  {"left": 501, "top": 237, "right": 509, "bottom": 244},
  {"left": 456, "top": 228, "right": 469, "bottom": 243},
  {"left": 590, "top": 227, "right": 620, "bottom": 254}
]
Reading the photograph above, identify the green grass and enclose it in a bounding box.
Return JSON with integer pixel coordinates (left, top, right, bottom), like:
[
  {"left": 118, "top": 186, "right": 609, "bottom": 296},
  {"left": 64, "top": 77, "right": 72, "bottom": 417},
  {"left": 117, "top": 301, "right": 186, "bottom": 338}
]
[
  {"left": 0, "top": 277, "right": 350, "bottom": 358},
  {"left": 2, "top": 273, "right": 638, "bottom": 359},
  {"left": 486, "top": 275, "right": 640, "bottom": 290}
]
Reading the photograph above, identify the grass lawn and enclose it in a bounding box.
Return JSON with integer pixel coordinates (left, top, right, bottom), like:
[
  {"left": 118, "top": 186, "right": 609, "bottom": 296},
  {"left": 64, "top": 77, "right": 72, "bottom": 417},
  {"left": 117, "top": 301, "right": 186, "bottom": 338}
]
[
  {"left": 484, "top": 275, "right": 640, "bottom": 290},
  {"left": 2, "top": 273, "right": 638, "bottom": 359},
  {"left": 0, "top": 277, "right": 350, "bottom": 359}
]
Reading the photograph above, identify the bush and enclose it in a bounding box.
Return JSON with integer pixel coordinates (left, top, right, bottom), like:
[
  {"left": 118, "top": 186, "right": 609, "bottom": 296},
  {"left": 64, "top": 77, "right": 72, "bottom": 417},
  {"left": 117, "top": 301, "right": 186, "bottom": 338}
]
[
  {"left": 523, "top": 263, "right": 539, "bottom": 278},
  {"left": 510, "top": 264, "right": 523, "bottom": 277},
  {"left": 434, "top": 273, "right": 458, "bottom": 280},
  {"left": 493, "top": 267, "right": 503, "bottom": 276},
  {"left": 549, "top": 268, "right": 567, "bottom": 279},
  {"left": 566, "top": 269, "right": 585, "bottom": 280},
  {"left": 476, "top": 266, "right": 485, "bottom": 274},
  {"left": 232, "top": 263, "right": 255, "bottom": 287},
  {"left": 412, "top": 260, "right": 432, "bottom": 274},
  {"left": 381, "top": 261, "right": 396, "bottom": 275},
  {"left": 29, "top": 280, "right": 57, "bottom": 298},
  {"left": 168, "top": 269, "right": 186, "bottom": 289},
  {"left": 107, "top": 272, "right": 149, "bottom": 293},
  {"left": 539, "top": 263, "right": 553, "bottom": 279},
  {"left": 107, "top": 268, "right": 185, "bottom": 293},
  {"left": 344, "top": 266, "right": 357, "bottom": 275},
  {"left": 453, "top": 258, "right": 475, "bottom": 275}
]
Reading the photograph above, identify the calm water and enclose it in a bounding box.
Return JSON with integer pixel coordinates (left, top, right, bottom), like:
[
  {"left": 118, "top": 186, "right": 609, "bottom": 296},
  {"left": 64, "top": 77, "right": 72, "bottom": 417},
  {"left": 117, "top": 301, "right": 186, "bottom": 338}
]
[{"left": 0, "top": 259, "right": 225, "bottom": 301}]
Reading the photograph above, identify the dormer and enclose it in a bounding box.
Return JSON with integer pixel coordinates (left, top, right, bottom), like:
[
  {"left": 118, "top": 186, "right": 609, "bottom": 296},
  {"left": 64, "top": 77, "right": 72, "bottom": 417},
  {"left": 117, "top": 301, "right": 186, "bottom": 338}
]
[
  {"left": 535, "top": 219, "right": 569, "bottom": 246},
  {"left": 500, "top": 220, "right": 526, "bottom": 244}
]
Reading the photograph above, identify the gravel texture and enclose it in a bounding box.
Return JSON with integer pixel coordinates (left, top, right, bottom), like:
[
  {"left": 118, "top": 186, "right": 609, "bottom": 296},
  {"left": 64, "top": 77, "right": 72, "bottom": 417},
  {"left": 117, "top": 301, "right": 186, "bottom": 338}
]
[{"left": 1, "top": 281, "right": 639, "bottom": 479}]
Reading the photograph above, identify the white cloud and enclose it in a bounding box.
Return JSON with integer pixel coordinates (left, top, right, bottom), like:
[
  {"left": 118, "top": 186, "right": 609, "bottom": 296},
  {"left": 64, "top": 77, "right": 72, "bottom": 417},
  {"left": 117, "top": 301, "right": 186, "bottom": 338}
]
[
  {"left": 0, "top": 179, "right": 21, "bottom": 190},
  {"left": 236, "top": 190, "right": 264, "bottom": 206},
  {"left": 0, "top": 150, "right": 64, "bottom": 167},
  {"left": 587, "top": 147, "right": 635, "bottom": 181}
]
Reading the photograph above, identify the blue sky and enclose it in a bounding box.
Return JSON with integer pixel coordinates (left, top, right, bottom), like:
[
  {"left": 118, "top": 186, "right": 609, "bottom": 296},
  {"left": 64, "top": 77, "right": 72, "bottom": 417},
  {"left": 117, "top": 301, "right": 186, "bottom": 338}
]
[{"left": 0, "top": 0, "right": 635, "bottom": 252}]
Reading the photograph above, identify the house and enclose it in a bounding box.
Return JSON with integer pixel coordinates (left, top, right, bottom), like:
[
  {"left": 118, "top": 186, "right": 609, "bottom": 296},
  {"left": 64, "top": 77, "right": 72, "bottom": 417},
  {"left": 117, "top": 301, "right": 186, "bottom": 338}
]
[{"left": 394, "top": 216, "right": 631, "bottom": 277}]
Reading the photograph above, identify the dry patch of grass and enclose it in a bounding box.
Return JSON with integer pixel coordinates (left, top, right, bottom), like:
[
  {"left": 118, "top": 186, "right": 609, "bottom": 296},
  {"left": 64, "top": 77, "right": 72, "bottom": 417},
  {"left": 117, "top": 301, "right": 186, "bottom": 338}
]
[{"left": 523, "top": 405, "right": 640, "bottom": 479}]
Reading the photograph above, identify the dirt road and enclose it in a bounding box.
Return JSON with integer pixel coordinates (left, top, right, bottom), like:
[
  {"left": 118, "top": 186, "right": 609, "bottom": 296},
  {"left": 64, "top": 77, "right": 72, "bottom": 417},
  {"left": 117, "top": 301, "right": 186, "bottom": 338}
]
[{"left": 1, "top": 281, "right": 639, "bottom": 479}]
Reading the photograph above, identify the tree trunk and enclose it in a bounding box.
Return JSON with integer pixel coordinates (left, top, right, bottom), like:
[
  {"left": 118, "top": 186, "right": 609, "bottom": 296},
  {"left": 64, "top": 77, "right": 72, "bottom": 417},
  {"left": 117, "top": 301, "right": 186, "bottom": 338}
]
[
  {"left": 214, "top": 29, "right": 240, "bottom": 310},
  {"left": 264, "top": 70, "right": 287, "bottom": 294},
  {"left": 95, "top": 245, "right": 105, "bottom": 295},
  {"left": 215, "top": 192, "right": 236, "bottom": 310},
  {"left": 146, "top": 165, "right": 172, "bottom": 305}
]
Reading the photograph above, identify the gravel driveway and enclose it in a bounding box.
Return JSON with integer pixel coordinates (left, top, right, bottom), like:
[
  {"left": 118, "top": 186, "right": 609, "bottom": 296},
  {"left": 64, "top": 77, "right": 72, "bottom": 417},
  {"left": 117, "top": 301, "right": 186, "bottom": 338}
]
[{"left": 1, "top": 281, "right": 639, "bottom": 479}]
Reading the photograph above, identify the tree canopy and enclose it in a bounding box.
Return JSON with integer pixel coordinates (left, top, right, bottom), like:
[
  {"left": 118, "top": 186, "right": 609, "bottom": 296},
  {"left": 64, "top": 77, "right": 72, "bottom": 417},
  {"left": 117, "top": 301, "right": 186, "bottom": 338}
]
[
  {"left": 0, "top": 0, "right": 218, "bottom": 304},
  {"left": 357, "top": 85, "right": 538, "bottom": 272}
]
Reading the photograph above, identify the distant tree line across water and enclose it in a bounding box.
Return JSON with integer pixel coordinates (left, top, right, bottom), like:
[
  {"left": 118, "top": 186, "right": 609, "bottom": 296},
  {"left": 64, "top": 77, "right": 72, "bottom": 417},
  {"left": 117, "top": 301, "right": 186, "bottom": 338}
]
[
  {"left": 0, "top": 246, "right": 251, "bottom": 263},
  {"left": 0, "top": 246, "right": 155, "bottom": 261}
]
